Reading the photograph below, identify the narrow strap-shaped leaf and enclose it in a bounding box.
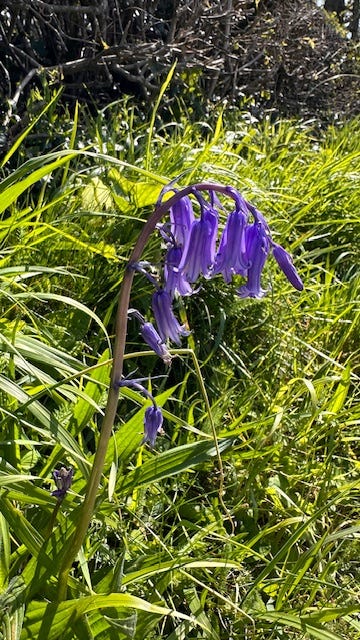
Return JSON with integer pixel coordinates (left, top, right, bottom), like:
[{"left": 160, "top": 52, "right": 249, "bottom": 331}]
[
  {"left": 21, "top": 593, "right": 194, "bottom": 640},
  {"left": 117, "top": 436, "right": 236, "bottom": 492}
]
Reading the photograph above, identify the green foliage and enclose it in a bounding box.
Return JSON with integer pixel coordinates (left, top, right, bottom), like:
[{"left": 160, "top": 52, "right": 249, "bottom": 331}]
[{"left": 0, "top": 93, "right": 359, "bottom": 640}]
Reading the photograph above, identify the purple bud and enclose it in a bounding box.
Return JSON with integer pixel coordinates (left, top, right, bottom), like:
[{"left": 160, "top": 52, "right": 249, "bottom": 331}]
[
  {"left": 178, "top": 205, "right": 218, "bottom": 283},
  {"left": 238, "top": 223, "right": 270, "bottom": 298},
  {"left": 52, "top": 467, "right": 74, "bottom": 501},
  {"left": 140, "top": 321, "right": 172, "bottom": 365},
  {"left": 170, "top": 196, "right": 195, "bottom": 248},
  {"left": 272, "top": 243, "right": 304, "bottom": 291},
  {"left": 152, "top": 289, "right": 190, "bottom": 345},
  {"left": 164, "top": 246, "right": 193, "bottom": 298},
  {"left": 143, "top": 405, "right": 164, "bottom": 447}
]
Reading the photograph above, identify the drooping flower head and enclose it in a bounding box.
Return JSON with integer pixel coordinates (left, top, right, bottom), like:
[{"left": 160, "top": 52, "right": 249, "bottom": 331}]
[
  {"left": 212, "top": 206, "right": 248, "bottom": 283},
  {"left": 140, "top": 321, "right": 172, "bottom": 365},
  {"left": 272, "top": 243, "right": 304, "bottom": 291},
  {"left": 170, "top": 195, "right": 195, "bottom": 248},
  {"left": 160, "top": 185, "right": 303, "bottom": 299},
  {"left": 143, "top": 405, "right": 164, "bottom": 447},
  {"left": 178, "top": 194, "right": 218, "bottom": 283},
  {"left": 124, "top": 184, "right": 303, "bottom": 450},
  {"left": 238, "top": 222, "right": 270, "bottom": 298},
  {"left": 116, "top": 377, "right": 165, "bottom": 447},
  {"left": 152, "top": 288, "right": 190, "bottom": 345},
  {"left": 129, "top": 308, "right": 172, "bottom": 365},
  {"left": 164, "top": 246, "right": 193, "bottom": 298}
]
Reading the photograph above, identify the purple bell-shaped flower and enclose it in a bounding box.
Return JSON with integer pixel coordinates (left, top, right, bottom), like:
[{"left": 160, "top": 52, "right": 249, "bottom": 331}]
[
  {"left": 272, "top": 243, "right": 303, "bottom": 291},
  {"left": 143, "top": 405, "right": 164, "bottom": 447},
  {"left": 238, "top": 222, "right": 270, "bottom": 298},
  {"left": 152, "top": 289, "right": 190, "bottom": 345},
  {"left": 178, "top": 203, "right": 218, "bottom": 283}
]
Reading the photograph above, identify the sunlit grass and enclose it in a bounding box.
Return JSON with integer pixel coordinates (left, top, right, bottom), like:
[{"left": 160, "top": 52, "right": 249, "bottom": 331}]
[{"left": 0, "top": 91, "right": 359, "bottom": 639}]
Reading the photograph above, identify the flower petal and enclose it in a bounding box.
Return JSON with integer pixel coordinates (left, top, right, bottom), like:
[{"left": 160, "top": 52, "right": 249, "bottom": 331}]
[
  {"left": 179, "top": 205, "right": 218, "bottom": 282},
  {"left": 238, "top": 223, "right": 269, "bottom": 298},
  {"left": 143, "top": 405, "right": 164, "bottom": 447},
  {"left": 140, "top": 321, "right": 172, "bottom": 365},
  {"left": 152, "top": 289, "right": 190, "bottom": 345},
  {"left": 213, "top": 209, "right": 247, "bottom": 282},
  {"left": 272, "top": 243, "right": 304, "bottom": 291},
  {"left": 170, "top": 196, "right": 195, "bottom": 248},
  {"left": 164, "top": 246, "right": 193, "bottom": 298}
]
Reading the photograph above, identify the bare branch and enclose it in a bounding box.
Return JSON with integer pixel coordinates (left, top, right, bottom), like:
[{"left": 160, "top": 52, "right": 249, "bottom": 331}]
[
  {"left": 12, "top": 0, "right": 103, "bottom": 14},
  {"left": 0, "top": 0, "right": 358, "bottom": 126}
]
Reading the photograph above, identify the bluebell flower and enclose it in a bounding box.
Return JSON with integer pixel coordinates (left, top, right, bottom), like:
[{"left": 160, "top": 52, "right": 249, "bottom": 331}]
[
  {"left": 129, "top": 308, "right": 172, "bottom": 365},
  {"left": 143, "top": 405, "right": 164, "bottom": 447},
  {"left": 116, "top": 377, "right": 165, "bottom": 446},
  {"left": 170, "top": 196, "right": 195, "bottom": 248},
  {"left": 238, "top": 222, "right": 270, "bottom": 298},
  {"left": 178, "top": 202, "right": 218, "bottom": 282},
  {"left": 140, "top": 321, "right": 172, "bottom": 365},
  {"left": 152, "top": 289, "right": 190, "bottom": 345},
  {"left": 52, "top": 467, "right": 74, "bottom": 501},
  {"left": 164, "top": 246, "right": 193, "bottom": 298},
  {"left": 212, "top": 208, "right": 248, "bottom": 283},
  {"left": 272, "top": 243, "right": 304, "bottom": 291}
]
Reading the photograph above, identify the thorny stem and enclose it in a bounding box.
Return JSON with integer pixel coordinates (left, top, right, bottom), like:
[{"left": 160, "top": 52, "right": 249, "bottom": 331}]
[{"left": 57, "top": 183, "right": 238, "bottom": 599}]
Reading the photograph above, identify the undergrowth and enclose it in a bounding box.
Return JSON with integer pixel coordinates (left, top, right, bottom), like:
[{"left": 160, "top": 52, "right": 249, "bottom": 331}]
[{"left": 0, "top": 87, "right": 359, "bottom": 639}]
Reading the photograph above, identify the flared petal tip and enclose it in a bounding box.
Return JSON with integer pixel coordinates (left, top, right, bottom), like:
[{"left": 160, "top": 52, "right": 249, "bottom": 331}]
[{"left": 237, "top": 285, "right": 267, "bottom": 299}]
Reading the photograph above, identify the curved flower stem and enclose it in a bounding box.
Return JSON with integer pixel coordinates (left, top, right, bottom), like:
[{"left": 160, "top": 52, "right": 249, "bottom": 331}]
[{"left": 57, "top": 182, "right": 235, "bottom": 600}]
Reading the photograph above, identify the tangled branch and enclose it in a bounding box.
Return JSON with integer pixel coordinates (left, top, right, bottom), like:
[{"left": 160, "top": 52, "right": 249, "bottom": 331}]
[{"left": 0, "top": 0, "right": 359, "bottom": 130}]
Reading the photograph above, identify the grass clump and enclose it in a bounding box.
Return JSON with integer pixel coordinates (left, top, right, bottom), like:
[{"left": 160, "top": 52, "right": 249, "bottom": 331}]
[{"left": 0, "top": 90, "right": 359, "bottom": 639}]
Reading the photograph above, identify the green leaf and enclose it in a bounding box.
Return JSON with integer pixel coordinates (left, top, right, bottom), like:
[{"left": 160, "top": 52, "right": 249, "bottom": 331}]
[
  {"left": 243, "top": 498, "right": 342, "bottom": 604},
  {"left": 0, "top": 512, "right": 10, "bottom": 591},
  {"left": 0, "top": 153, "right": 78, "bottom": 213},
  {"left": 21, "top": 593, "right": 193, "bottom": 640},
  {"left": 145, "top": 61, "right": 176, "bottom": 170},
  {"left": 71, "top": 351, "right": 111, "bottom": 434},
  {"left": 326, "top": 362, "right": 351, "bottom": 415},
  {"left": 122, "top": 558, "right": 243, "bottom": 587},
  {"left": 1, "top": 604, "right": 25, "bottom": 640},
  {"left": 275, "top": 531, "right": 328, "bottom": 608},
  {"left": 82, "top": 176, "right": 114, "bottom": 211},
  {"left": 0, "top": 497, "right": 44, "bottom": 557},
  {"left": 107, "top": 171, "right": 164, "bottom": 210},
  {"left": 0, "top": 90, "right": 62, "bottom": 168},
  {"left": 101, "top": 610, "right": 137, "bottom": 639},
  {"left": 13, "top": 293, "right": 111, "bottom": 354},
  {"left": 255, "top": 610, "right": 353, "bottom": 640},
  {"left": 117, "top": 436, "right": 235, "bottom": 492},
  {"left": 306, "top": 606, "right": 360, "bottom": 623},
  {"left": 0, "top": 374, "right": 90, "bottom": 473}
]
